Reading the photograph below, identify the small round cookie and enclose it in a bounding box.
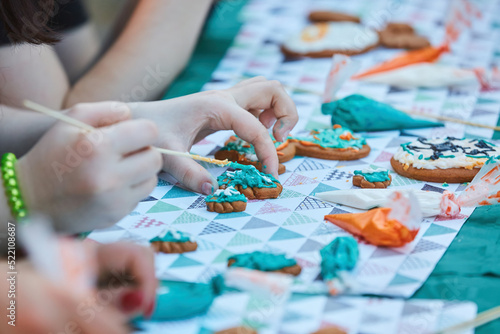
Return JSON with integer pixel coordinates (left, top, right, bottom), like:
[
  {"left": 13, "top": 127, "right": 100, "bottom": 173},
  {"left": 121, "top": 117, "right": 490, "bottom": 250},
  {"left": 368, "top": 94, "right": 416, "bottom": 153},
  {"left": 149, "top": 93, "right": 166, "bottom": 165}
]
[
  {"left": 227, "top": 251, "right": 302, "bottom": 276},
  {"left": 308, "top": 10, "right": 360, "bottom": 23},
  {"left": 385, "top": 22, "right": 414, "bottom": 34},
  {"left": 150, "top": 229, "right": 198, "bottom": 254},
  {"left": 379, "top": 22, "right": 430, "bottom": 50},
  {"left": 352, "top": 168, "right": 392, "bottom": 188},
  {"left": 391, "top": 137, "right": 500, "bottom": 183},
  {"left": 282, "top": 22, "right": 379, "bottom": 58}
]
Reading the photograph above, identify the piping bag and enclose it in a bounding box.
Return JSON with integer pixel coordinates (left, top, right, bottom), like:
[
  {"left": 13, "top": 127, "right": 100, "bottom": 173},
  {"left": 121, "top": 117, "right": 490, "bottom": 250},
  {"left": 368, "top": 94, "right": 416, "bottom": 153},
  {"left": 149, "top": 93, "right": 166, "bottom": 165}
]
[
  {"left": 324, "top": 191, "right": 422, "bottom": 247},
  {"left": 320, "top": 237, "right": 359, "bottom": 295},
  {"left": 318, "top": 157, "right": 500, "bottom": 220}
]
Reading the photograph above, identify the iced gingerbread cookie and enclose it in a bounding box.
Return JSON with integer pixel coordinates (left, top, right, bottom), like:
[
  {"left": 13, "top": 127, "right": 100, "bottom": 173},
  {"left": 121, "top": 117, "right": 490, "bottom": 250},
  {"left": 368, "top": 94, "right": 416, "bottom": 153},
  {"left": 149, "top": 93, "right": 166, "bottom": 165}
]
[
  {"left": 352, "top": 168, "right": 392, "bottom": 188},
  {"left": 150, "top": 229, "right": 198, "bottom": 254},
  {"left": 379, "top": 22, "right": 430, "bottom": 50},
  {"left": 278, "top": 126, "right": 370, "bottom": 162},
  {"left": 206, "top": 186, "right": 247, "bottom": 214},
  {"left": 281, "top": 22, "right": 379, "bottom": 58},
  {"left": 391, "top": 137, "right": 500, "bottom": 183},
  {"left": 214, "top": 136, "right": 287, "bottom": 174},
  {"left": 308, "top": 10, "right": 360, "bottom": 23},
  {"left": 227, "top": 251, "right": 302, "bottom": 276}
]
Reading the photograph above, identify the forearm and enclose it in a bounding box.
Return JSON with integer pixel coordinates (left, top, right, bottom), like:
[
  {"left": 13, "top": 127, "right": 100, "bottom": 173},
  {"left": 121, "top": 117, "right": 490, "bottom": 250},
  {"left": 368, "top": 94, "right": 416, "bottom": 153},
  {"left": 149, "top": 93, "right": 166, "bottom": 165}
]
[
  {"left": 65, "top": 0, "right": 213, "bottom": 107},
  {"left": 0, "top": 106, "right": 56, "bottom": 156}
]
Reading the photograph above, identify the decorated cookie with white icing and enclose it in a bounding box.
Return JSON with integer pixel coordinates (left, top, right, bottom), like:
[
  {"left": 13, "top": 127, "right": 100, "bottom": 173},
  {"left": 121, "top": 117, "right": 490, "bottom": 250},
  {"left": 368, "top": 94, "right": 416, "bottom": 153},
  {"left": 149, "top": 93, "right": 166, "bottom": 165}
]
[
  {"left": 281, "top": 22, "right": 379, "bottom": 58},
  {"left": 391, "top": 137, "right": 500, "bottom": 183}
]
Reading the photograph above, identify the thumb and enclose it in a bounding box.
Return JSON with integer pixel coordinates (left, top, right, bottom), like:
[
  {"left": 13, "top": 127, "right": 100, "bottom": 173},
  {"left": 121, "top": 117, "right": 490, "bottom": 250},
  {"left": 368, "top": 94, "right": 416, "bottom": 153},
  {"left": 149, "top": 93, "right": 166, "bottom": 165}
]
[
  {"left": 163, "top": 155, "right": 218, "bottom": 195},
  {"left": 66, "top": 102, "right": 131, "bottom": 128}
]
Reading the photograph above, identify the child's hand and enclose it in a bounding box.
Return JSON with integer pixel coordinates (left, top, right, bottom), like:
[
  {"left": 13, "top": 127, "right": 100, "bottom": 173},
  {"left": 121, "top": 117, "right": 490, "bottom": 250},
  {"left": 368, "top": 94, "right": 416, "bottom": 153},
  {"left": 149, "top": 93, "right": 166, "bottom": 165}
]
[
  {"left": 134, "top": 77, "right": 298, "bottom": 194},
  {"left": 16, "top": 102, "right": 162, "bottom": 233},
  {"left": 0, "top": 260, "right": 129, "bottom": 334}
]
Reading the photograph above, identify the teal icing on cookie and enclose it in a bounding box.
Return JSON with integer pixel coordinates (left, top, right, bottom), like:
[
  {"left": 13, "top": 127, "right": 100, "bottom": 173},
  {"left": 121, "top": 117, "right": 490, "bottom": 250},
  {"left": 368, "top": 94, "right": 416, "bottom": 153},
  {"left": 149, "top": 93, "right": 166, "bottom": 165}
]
[
  {"left": 354, "top": 168, "right": 390, "bottom": 183},
  {"left": 205, "top": 186, "right": 248, "bottom": 203},
  {"left": 320, "top": 237, "right": 359, "bottom": 281},
  {"left": 217, "top": 163, "right": 279, "bottom": 189},
  {"left": 293, "top": 127, "right": 367, "bottom": 149},
  {"left": 401, "top": 142, "right": 415, "bottom": 155},
  {"left": 221, "top": 137, "right": 256, "bottom": 156},
  {"left": 150, "top": 229, "right": 192, "bottom": 243},
  {"left": 228, "top": 251, "right": 297, "bottom": 271},
  {"left": 137, "top": 275, "right": 224, "bottom": 321}
]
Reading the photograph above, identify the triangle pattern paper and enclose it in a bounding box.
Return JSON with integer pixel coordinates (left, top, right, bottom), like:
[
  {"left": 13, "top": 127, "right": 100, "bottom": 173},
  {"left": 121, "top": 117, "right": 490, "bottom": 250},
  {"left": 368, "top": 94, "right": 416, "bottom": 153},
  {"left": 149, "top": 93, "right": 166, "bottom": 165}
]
[
  {"left": 411, "top": 239, "right": 447, "bottom": 253},
  {"left": 322, "top": 169, "right": 354, "bottom": 182},
  {"left": 370, "top": 248, "right": 405, "bottom": 258},
  {"left": 374, "top": 151, "right": 394, "bottom": 163},
  {"left": 328, "top": 207, "right": 350, "bottom": 215},
  {"left": 269, "top": 227, "right": 304, "bottom": 241},
  {"left": 421, "top": 184, "right": 445, "bottom": 193},
  {"left": 141, "top": 195, "right": 157, "bottom": 202},
  {"left": 278, "top": 188, "right": 307, "bottom": 199},
  {"left": 399, "top": 255, "right": 432, "bottom": 271},
  {"left": 402, "top": 303, "right": 433, "bottom": 315},
  {"left": 256, "top": 202, "right": 291, "bottom": 215},
  {"left": 423, "top": 224, "right": 457, "bottom": 237},
  {"left": 298, "top": 239, "right": 324, "bottom": 252},
  {"left": 323, "top": 299, "right": 353, "bottom": 313},
  {"left": 146, "top": 201, "right": 182, "bottom": 213},
  {"left": 170, "top": 255, "right": 204, "bottom": 268},
  {"left": 227, "top": 232, "right": 262, "bottom": 247},
  {"left": 200, "top": 222, "right": 237, "bottom": 235},
  {"left": 216, "top": 211, "right": 251, "bottom": 220},
  {"left": 388, "top": 273, "right": 420, "bottom": 286},
  {"left": 172, "top": 211, "right": 207, "bottom": 224},
  {"left": 213, "top": 249, "right": 234, "bottom": 264},
  {"left": 310, "top": 183, "right": 338, "bottom": 196},
  {"left": 187, "top": 196, "right": 207, "bottom": 209},
  {"left": 294, "top": 159, "right": 333, "bottom": 172},
  {"left": 296, "top": 197, "right": 334, "bottom": 211},
  {"left": 242, "top": 217, "right": 276, "bottom": 229},
  {"left": 283, "top": 212, "right": 319, "bottom": 226},
  {"left": 283, "top": 173, "right": 319, "bottom": 186},
  {"left": 162, "top": 186, "right": 198, "bottom": 199},
  {"left": 156, "top": 178, "right": 172, "bottom": 187}
]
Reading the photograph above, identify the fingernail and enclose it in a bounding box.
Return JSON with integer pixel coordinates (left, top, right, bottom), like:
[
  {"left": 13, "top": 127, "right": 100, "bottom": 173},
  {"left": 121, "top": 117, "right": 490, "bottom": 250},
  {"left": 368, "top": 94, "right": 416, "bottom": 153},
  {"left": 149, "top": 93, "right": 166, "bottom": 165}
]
[
  {"left": 145, "top": 300, "right": 156, "bottom": 319},
  {"left": 281, "top": 130, "right": 290, "bottom": 142},
  {"left": 202, "top": 182, "right": 214, "bottom": 195},
  {"left": 120, "top": 291, "right": 144, "bottom": 313}
]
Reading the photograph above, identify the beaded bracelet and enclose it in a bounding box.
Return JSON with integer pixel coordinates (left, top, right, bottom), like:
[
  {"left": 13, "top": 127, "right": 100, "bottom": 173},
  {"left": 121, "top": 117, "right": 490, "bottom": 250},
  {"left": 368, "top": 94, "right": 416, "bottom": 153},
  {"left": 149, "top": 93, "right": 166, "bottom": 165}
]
[{"left": 1, "top": 153, "right": 28, "bottom": 221}]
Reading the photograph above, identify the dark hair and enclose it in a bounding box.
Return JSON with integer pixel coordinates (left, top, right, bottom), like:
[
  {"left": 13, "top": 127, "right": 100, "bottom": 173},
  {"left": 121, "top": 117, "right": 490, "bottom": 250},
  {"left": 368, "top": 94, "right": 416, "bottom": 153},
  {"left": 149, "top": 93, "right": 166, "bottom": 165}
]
[{"left": 0, "top": 0, "right": 59, "bottom": 44}]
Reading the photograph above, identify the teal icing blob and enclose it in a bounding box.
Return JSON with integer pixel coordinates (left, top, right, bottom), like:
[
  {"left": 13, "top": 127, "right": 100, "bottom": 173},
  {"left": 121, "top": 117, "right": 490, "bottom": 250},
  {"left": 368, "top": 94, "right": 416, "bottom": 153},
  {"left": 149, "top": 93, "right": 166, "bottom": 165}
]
[
  {"left": 221, "top": 137, "right": 256, "bottom": 156},
  {"left": 354, "top": 169, "right": 390, "bottom": 183},
  {"left": 217, "top": 163, "right": 279, "bottom": 189},
  {"left": 205, "top": 186, "right": 248, "bottom": 203},
  {"left": 320, "top": 237, "right": 359, "bottom": 281},
  {"left": 141, "top": 275, "right": 224, "bottom": 321},
  {"left": 293, "top": 127, "right": 367, "bottom": 149},
  {"left": 228, "top": 251, "right": 297, "bottom": 271},
  {"left": 321, "top": 94, "right": 443, "bottom": 132},
  {"left": 150, "top": 230, "right": 191, "bottom": 243}
]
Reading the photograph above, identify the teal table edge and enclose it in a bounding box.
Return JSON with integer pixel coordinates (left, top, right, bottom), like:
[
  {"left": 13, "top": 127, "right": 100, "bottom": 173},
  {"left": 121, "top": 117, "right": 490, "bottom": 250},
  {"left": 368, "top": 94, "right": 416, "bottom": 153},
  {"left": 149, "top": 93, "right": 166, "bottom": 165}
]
[{"left": 162, "top": 1, "right": 500, "bottom": 331}]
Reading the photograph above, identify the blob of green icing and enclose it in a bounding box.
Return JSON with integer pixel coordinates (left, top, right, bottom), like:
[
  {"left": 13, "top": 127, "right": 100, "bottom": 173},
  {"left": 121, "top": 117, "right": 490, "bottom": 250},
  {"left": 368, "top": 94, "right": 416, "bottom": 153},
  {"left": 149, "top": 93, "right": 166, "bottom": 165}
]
[
  {"left": 144, "top": 275, "right": 224, "bottom": 321},
  {"left": 150, "top": 230, "right": 191, "bottom": 243},
  {"left": 293, "top": 127, "right": 367, "bottom": 149},
  {"left": 228, "top": 251, "right": 297, "bottom": 271},
  {"left": 354, "top": 170, "right": 390, "bottom": 183},
  {"left": 217, "top": 163, "right": 279, "bottom": 189},
  {"left": 320, "top": 237, "right": 359, "bottom": 281},
  {"left": 205, "top": 186, "right": 248, "bottom": 203},
  {"left": 321, "top": 94, "right": 443, "bottom": 132}
]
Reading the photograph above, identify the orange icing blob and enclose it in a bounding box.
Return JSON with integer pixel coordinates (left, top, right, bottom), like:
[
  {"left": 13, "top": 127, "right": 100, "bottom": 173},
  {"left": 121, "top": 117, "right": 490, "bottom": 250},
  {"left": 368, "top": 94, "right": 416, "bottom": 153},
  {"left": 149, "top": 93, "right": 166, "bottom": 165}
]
[
  {"left": 325, "top": 207, "right": 418, "bottom": 247},
  {"left": 301, "top": 23, "right": 330, "bottom": 42}
]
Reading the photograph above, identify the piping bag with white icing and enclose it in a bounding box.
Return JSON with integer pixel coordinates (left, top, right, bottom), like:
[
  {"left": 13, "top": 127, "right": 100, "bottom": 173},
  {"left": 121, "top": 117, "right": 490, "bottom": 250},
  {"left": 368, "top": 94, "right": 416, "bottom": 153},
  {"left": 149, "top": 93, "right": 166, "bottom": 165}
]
[{"left": 318, "top": 157, "right": 500, "bottom": 218}]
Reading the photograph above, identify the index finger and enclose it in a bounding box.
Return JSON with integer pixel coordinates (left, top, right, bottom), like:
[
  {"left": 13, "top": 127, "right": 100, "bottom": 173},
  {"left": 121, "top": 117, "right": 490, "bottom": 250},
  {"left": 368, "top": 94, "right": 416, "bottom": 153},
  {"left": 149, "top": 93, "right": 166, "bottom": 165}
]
[
  {"left": 228, "top": 80, "right": 298, "bottom": 142},
  {"left": 218, "top": 105, "right": 279, "bottom": 177}
]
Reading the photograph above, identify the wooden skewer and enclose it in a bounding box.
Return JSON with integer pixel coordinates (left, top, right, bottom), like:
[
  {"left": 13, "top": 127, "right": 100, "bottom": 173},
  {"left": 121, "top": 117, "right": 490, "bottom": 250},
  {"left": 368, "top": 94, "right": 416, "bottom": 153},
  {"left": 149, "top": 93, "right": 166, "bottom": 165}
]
[
  {"left": 402, "top": 110, "right": 500, "bottom": 132},
  {"left": 433, "top": 305, "right": 500, "bottom": 334},
  {"left": 22, "top": 100, "right": 231, "bottom": 166}
]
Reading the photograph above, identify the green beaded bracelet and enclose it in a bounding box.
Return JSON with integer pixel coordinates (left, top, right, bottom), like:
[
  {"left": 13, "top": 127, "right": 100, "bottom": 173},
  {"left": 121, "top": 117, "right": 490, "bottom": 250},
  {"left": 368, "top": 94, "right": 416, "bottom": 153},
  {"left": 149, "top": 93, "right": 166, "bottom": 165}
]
[{"left": 1, "top": 153, "right": 28, "bottom": 221}]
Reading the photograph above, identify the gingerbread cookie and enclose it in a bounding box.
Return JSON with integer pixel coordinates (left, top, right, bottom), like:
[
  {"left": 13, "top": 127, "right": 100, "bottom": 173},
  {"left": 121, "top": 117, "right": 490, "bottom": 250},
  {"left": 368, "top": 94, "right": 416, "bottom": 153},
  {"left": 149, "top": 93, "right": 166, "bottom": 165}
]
[
  {"left": 279, "top": 126, "right": 371, "bottom": 162},
  {"left": 352, "top": 168, "right": 392, "bottom": 188},
  {"left": 282, "top": 22, "right": 379, "bottom": 58},
  {"left": 206, "top": 186, "right": 247, "bottom": 214},
  {"left": 312, "top": 327, "right": 347, "bottom": 334},
  {"left": 215, "top": 136, "right": 287, "bottom": 174},
  {"left": 150, "top": 229, "right": 198, "bottom": 254},
  {"left": 227, "top": 251, "right": 302, "bottom": 276},
  {"left": 379, "top": 22, "right": 430, "bottom": 50},
  {"left": 308, "top": 10, "right": 360, "bottom": 23},
  {"left": 391, "top": 137, "right": 500, "bottom": 183}
]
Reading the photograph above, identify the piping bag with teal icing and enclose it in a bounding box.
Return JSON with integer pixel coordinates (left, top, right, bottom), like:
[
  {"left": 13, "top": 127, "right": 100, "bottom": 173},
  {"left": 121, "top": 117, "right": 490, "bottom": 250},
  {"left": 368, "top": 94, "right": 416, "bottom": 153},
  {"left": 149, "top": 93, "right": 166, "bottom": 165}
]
[
  {"left": 317, "top": 157, "right": 500, "bottom": 218},
  {"left": 321, "top": 55, "right": 443, "bottom": 132}
]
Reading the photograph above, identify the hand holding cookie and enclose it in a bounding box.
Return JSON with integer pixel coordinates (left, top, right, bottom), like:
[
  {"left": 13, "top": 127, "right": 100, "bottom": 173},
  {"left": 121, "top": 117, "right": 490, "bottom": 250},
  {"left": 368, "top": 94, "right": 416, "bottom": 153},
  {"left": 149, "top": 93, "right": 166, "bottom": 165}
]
[{"left": 132, "top": 78, "right": 298, "bottom": 194}]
